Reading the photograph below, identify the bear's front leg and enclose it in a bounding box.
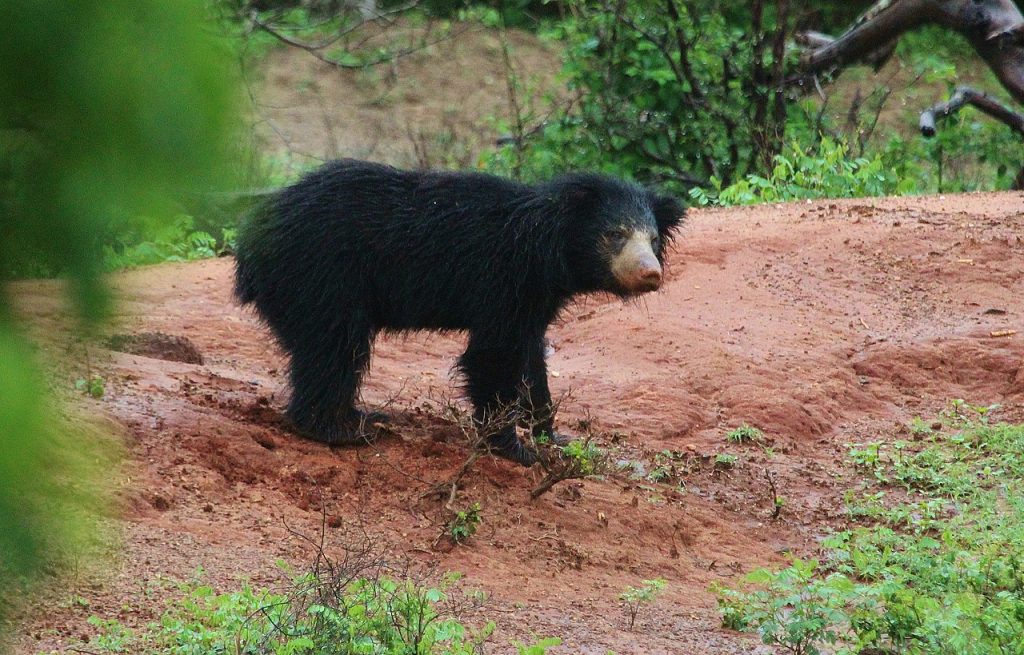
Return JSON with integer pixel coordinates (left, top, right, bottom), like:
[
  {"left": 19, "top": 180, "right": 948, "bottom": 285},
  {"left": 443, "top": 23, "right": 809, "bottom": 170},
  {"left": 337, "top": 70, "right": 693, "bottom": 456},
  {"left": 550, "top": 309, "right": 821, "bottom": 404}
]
[
  {"left": 459, "top": 334, "right": 537, "bottom": 466},
  {"left": 521, "top": 336, "right": 571, "bottom": 447}
]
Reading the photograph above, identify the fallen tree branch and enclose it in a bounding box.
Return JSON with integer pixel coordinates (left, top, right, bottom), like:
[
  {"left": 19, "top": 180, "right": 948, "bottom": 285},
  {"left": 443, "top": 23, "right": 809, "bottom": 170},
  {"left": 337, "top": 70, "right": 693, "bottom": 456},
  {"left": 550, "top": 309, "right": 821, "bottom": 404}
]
[{"left": 920, "top": 85, "right": 1024, "bottom": 137}]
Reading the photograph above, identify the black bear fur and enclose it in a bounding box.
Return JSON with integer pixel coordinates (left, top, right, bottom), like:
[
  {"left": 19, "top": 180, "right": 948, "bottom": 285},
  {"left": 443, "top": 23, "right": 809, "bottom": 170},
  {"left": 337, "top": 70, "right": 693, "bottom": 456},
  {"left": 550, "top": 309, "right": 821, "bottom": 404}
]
[{"left": 235, "top": 159, "right": 684, "bottom": 465}]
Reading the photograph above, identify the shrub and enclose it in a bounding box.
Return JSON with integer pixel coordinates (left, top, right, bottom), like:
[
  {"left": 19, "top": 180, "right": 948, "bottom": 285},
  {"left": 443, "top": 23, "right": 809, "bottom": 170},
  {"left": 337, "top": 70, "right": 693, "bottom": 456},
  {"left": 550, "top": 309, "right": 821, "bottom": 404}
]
[
  {"left": 619, "top": 578, "right": 667, "bottom": 631},
  {"left": 690, "top": 138, "right": 899, "bottom": 206},
  {"left": 85, "top": 568, "right": 563, "bottom": 654},
  {"left": 486, "top": 0, "right": 795, "bottom": 194}
]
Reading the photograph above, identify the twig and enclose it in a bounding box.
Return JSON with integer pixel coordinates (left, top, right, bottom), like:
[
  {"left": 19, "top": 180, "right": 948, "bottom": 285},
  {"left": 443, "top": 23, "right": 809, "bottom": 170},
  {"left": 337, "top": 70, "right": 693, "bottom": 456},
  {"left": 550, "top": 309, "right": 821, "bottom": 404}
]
[
  {"left": 920, "top": 86, "right": 1024, "bottom": 137},
  {"left": 250, "top": 11, "right": 473, "bottom": 70},
  {"left": 764, "top": 468, "right": 782, "bottom": 519}
]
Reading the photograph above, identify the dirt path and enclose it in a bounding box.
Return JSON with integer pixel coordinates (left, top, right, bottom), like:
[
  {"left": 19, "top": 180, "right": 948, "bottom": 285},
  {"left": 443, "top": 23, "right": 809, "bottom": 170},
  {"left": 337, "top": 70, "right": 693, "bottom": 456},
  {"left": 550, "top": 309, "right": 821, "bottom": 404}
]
[{"left": 12, "top": 192, "right": 1024, "bottom": 654}]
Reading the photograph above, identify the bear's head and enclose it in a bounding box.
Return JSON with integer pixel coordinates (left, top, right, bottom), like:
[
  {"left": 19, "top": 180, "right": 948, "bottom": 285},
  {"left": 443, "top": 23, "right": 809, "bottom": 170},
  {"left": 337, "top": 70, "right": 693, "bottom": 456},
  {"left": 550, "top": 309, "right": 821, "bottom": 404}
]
[{"left": 554, "top": 174, "right": 685, "bottom": 298}]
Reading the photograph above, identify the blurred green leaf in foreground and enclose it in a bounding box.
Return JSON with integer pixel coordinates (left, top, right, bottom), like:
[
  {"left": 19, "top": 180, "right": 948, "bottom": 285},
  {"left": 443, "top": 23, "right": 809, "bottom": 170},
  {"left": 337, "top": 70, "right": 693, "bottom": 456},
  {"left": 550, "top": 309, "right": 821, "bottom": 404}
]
[{"left": 0, "top": 0, "right": 239, "bottom": 621}]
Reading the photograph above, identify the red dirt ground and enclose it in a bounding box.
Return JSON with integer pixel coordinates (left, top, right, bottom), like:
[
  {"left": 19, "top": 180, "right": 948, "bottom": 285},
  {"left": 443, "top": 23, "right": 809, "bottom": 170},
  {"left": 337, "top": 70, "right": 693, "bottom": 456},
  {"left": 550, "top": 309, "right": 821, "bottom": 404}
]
[{"left": 10, "top": 191, "right": 1024, "bottom": 654}]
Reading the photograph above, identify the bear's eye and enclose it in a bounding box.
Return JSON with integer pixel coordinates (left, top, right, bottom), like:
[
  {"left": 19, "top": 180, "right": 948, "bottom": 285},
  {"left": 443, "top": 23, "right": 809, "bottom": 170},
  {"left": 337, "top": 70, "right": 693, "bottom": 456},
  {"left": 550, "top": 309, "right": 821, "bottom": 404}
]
[
  {"left": 604, "top": 228, "right": 629, "bottom": 244},
  {"left": 651, "top": 235, "right": 660, "bottom": 249}
]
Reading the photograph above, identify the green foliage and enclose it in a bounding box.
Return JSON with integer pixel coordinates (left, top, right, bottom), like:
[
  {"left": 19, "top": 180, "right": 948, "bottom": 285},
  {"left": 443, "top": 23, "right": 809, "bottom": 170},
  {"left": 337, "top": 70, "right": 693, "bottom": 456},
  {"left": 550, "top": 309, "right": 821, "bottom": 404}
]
[
  {"left": 879, "top": 119, "right": 1022, "bottom": 194},
  {"left": 101, "top": 215, "right": 231, "bottom": 270},
  {"left": 1, "top": 0, "right": 239, "bottom": 303},
  {"left": 485, "top": 0, "right": 794, "bottom": 193},
  {"left": 559, "top": 439, "right": 606, "bottom": 476},
  {"left": 448, "top": 502, "right": 482, "bottom": 544},
  {"left": 714, "top": 419, "right": 1024, "bottom": 655},
  {"left": 727, "top": 424, "right": 764, "bottom": 444},
  {"left": 619, "top": 578, "right": 666, "bottom": 631},
  {"left": 0, "top": 333, "right": 120, "bottom": 601},
  {"left": 84, "top": 571, "right": 562, "bottom": 654},
  {"left": 483, "top": 7, "right": 1019, "bottom": 201},
  {"left": 75, "top": 375, "right": 106, "bottom": 399},
  {"left": 513, "top": 637, "right": 563, "bottom": 655},
  {"left": 714, "top": 453, "right": 738, "bottom": 470},
  {"left": 690, "top": 139, "right": 899, "bottom": 206},
  {"left": 713, "top": 559, "right": 852, "bottom": 655},
  {"left": 0, "top": 0, "right": 238, "bottom": 613}
]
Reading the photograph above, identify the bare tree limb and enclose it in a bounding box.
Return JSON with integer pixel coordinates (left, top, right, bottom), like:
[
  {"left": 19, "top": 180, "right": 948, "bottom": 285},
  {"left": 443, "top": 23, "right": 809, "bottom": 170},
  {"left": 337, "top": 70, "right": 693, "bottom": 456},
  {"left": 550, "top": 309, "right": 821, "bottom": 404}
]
[
  {"left": 249, "top": 6, "right": 473, "bottom": 70},
  {"left": 920, "top": 85, "right": 1024, "bottom": 136},
  {"left": 795, "top": 30, "right": 899, "bottom": 71},
  {"left": 799, "top": 0, "right": 927, "bottom": 74},
  {"left": 798, "top": 0, "right": 1024, "bottom": 104}
]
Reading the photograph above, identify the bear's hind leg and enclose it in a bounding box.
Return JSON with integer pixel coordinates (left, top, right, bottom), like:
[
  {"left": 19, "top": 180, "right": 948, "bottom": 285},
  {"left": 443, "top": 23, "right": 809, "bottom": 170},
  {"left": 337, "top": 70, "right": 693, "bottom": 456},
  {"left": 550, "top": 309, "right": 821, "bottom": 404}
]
[{"left": 286, "top": 315, "right": 377, "bottom": 445}]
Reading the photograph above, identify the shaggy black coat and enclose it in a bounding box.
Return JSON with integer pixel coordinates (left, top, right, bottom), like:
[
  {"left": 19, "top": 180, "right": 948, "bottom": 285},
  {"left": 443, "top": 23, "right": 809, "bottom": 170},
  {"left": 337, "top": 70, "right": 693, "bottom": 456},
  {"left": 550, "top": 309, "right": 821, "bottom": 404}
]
[{"left": 235, "top": 159, "right": 684, "bottom": 465}]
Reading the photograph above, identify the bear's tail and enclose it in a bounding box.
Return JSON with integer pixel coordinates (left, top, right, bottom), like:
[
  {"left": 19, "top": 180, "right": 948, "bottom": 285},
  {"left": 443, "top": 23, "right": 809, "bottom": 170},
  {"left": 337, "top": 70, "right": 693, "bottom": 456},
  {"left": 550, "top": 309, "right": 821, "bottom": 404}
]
[
  {"left": 233, "top": 256, "right": 259, "bottom": 306},
  {"left": 232, "top": 199, "right": 276, "bottom": 306}
]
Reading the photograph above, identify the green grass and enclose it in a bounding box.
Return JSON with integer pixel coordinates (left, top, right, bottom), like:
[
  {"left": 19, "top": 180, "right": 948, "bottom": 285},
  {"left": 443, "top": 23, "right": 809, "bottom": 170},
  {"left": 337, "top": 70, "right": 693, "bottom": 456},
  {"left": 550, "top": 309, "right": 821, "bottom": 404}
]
[
  {"left": 713, "top": 409, "right": 1024, "bottom": 655},
  {"left": 727, "top": 424, "right": 764, "bottom": 444}
]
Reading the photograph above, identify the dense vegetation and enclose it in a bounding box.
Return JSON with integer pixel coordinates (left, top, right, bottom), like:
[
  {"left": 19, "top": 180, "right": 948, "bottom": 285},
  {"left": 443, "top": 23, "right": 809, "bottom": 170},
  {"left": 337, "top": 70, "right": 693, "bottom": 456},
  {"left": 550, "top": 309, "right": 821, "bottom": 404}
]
[{"left": 484, "top": 3, "right": 1021, "bottom": 201}]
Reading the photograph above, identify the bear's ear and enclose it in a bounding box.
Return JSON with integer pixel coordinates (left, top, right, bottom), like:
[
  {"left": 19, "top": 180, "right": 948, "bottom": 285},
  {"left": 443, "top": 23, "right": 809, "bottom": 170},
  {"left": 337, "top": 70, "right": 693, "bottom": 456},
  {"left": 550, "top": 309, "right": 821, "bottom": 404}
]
[{"left": 650, "top": 193, "right": 685, "bottom": 238}]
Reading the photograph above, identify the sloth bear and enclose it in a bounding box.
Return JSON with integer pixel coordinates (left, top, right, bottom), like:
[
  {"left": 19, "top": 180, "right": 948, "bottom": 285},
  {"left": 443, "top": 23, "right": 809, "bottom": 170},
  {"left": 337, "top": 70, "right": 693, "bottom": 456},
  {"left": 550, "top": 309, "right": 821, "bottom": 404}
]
[{"left": 235, "top": 159, "right": 684, "bottom": 466}]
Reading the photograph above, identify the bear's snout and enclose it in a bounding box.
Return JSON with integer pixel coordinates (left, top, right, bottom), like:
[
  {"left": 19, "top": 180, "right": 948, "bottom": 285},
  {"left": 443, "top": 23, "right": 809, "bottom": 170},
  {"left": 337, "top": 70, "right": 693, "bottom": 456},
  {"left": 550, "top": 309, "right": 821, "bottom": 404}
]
[
  {"left": 635, "top": 262, "right": 662, "bottom": 290},
  {"left": 611, "top": 230, "right": 663, "bottom": 294}
]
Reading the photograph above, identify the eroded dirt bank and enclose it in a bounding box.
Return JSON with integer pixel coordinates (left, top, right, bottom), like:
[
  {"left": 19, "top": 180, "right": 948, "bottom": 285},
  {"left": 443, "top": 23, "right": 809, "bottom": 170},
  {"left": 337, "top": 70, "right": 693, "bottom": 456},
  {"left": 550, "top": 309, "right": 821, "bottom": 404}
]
[{"left": 12, "top": 192, "right": 1024, "bottom": 654}]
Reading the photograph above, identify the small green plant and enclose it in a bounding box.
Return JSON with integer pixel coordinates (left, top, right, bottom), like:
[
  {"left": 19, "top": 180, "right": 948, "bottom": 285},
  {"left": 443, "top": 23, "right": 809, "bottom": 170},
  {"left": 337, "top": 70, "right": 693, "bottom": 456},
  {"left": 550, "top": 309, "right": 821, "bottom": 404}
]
[
  {"left": 846, "top": 441, "right": 885, "bottom": 480},
  {"left": 714, "top": 453, "right": 738, "bottom": 470},
  {"left": 908, "top": 416, "right": 934, "bottom": 436},
  {"left": 448, "top": 502, "right": 482, "bottom": 544},
  {"left": 560, "top": 439, "right": 605, "bottom": 476},
  {"left": 531, "top": 437, "right": 610, "bottom": 499},
  {"left": 513, "top": 637, "right": 563, "bottom": 654},
  {"left": 619, "top": 578, "right": 666, "bottom": 631},
  {"left": 943, "top": 398, "right": 1000, "bottom": 425},
  {"left": 713, "top": 560, "right": 850, "bottom": 655},
  {"left": 86, "top": 616, "right": 135, "bottom": 653},
  {"left": 75, "top": 375, "right": 105, "bottom": 399},
  {"left": 727, "top": 424, "right": 763, "bottom": 444},
  {"left": 646, "top": 465, "right": 671, "bottom": 483}
]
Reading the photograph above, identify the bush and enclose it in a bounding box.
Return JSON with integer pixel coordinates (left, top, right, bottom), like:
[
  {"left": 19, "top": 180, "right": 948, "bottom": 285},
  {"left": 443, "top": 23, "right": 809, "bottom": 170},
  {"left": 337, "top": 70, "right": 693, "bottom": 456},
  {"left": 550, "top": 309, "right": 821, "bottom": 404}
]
[
  {"left": 486, "top": 0, "right": 795, "bottom": 194},
  {"left": 483, "top": 5, "right": 1020, "bottom": 200},
  {"left": 84, "top": 568, "right": 561, "bottom": 655},
  {"left": 690, "top": 138, "right": 899, "bottom": 206}
]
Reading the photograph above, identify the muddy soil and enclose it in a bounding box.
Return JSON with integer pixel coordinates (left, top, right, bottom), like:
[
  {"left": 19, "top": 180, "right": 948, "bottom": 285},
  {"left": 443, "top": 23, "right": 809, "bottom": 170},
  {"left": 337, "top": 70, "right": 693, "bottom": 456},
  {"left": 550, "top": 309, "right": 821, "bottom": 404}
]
[{"left": 9, "top": 191, "right": 1023, "bottom": 654}]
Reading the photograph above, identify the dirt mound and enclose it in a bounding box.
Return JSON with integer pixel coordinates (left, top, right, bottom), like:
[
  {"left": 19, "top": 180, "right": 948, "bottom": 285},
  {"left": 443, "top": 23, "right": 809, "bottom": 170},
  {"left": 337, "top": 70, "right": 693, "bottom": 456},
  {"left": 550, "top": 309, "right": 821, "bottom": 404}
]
[
  {"left": 104, "top": 332, "right": 204, "bottom": 364},
  {"left": 10, "top": 191, "right": 1024, "bottom": 654}
]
